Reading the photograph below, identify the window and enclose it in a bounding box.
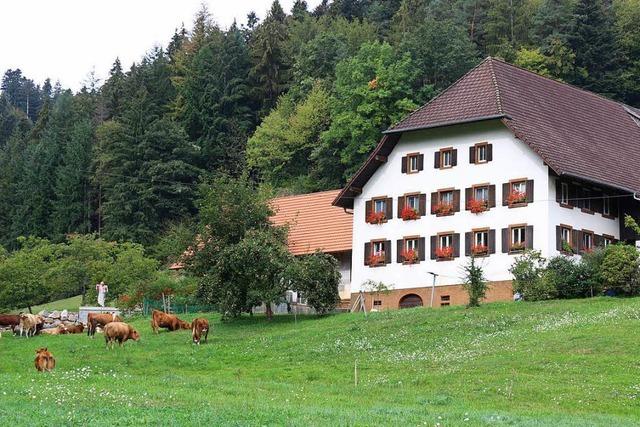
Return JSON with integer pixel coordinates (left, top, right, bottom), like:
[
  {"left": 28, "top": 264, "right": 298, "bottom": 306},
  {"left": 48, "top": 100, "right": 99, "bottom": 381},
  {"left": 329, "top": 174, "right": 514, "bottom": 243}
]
[
  {"left": 440, "top": 190, "right": 453, "bottom": 206},
  {"left": 474, "top": 186, "right": 489, "bottom": 202},
  {"left": 408, "top": 154, "right": 419, "bottom": 173},
  {"left": 582, "top": 188, "right": 592, "bottom": 211},
  {"left": 476, "top": 143, "right": 488, "bottom": 163},
  {"left": 561, "top": 227, "right": 571, "bottom": 245},
  {"left": 512, "top": 180, "right": 526, "bottom": 194},
  {"left": 405, "top": 238, "right": 418, "bottom": 252},
  {"left": 582, "top": 231, "right": 594, "bottom": 252},
  {"left": 441, "top": 148, "right": 453, "bottom": 168},
  {"left": 561, "top": 182, "right": 569, "bottom": 205},
  {"left": 441, "top": 295, "right": 450, "bottom": 302},
  {"left": 560, "top": 225, "right": 572, "bottom": 252},
  {"left": 374, "top": 199, "right": 386, "bottom": 213},
  {"left": 511, "top": 226, "right": 526, "bottom": 252},
  {"left": 439, "top": 234, "right": 452, "bottom": 248},
  {"left": 472, "top": 229, "right": 489, "bottom": 255},
  {"left": 373, "top": 300, "right": 382, "bottom": 307},
  {"left": 373, "top": 241, "right": 385, "bottom": 255},
  {"left": 406, "top": 194, "right": 419, "bottom": 210},
  {"left": 603, "top": 235, "right": 613, "bottom": 247},
  {"left": 603, "top": 196, "right": 611, "bottom": 216}
]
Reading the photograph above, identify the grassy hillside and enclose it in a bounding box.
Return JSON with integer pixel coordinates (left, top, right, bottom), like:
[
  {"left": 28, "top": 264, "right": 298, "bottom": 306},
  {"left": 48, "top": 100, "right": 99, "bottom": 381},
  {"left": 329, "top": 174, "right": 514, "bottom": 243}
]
[
  {"left": 14, "top": 295, "right": 83, "bottom": 314},
  {"left": 1, "top": 297, "right": 640, "bottom": 425}
]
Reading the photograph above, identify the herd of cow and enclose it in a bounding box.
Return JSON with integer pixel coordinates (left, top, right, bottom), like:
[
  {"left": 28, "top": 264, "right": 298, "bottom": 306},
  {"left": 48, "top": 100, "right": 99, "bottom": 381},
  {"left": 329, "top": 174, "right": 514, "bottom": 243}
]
[{"left": 1, "top": 310, "right": 210, "bottom": 372}]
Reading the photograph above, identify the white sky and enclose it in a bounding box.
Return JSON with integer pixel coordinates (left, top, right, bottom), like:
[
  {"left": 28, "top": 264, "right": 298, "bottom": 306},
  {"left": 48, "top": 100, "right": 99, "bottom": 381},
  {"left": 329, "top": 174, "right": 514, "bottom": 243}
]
[{"left": 0, "top": 0, "right": 322, "bottom": 92}]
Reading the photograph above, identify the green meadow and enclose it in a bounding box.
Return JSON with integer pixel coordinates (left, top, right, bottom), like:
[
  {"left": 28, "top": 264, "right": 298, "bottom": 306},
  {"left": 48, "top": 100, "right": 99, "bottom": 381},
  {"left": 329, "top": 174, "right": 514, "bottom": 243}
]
[{"left": 1, "top": 297, "right": 640, "bottom": 426}]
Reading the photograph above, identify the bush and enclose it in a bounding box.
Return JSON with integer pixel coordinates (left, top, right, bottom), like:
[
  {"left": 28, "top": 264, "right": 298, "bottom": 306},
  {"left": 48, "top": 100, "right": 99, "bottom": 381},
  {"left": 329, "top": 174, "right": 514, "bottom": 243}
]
[
  {"left": 578, "top": 248, "right": 606, "bottom": 296},
  {"left": 292, "top": 252, "right": 341, "bottom": 315},
  {"left": 601, "top": 244, "right": 640, "bottom": 295},
  {"left": 544, "top": 256, "right": 583, "bottom": 299},
  {"left": 462, "top": 256, "right": 488, "bottom": 307},
  {"left": 509, "top": 250, "right": 556, "bottom": 301}
]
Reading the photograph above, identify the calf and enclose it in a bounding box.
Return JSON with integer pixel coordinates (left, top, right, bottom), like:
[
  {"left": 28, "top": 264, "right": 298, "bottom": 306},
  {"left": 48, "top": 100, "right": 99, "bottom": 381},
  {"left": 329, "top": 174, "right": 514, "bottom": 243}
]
[
  {"left": 64, "top": 323, "right": 84, "bottom": 334},
  {"left": 150, "top": 310, "right": 190, "bottom": 334},
  {"left": 103, "top": 322, "right": 140, "bottom": 349},
  {"left": 40, "top": 325, "right": 67, "bottom": 335},
  {"left": 87, "top": 312, "right": 121, "bottom": 337},
  {"left": 191, "top": 318, "right": 209, "bottom": 345},
  {"left": 34, "top": 348, "right": 55, "bottom": 372},
  {"left": 19, "top": 314, "right": 44, "bottom": 337}
]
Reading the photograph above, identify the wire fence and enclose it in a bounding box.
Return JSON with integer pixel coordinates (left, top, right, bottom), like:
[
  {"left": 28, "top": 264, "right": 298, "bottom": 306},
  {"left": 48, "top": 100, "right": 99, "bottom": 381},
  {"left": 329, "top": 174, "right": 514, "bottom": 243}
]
[{"left": 142, "top": 297, "right": 216, "bottom": 316}]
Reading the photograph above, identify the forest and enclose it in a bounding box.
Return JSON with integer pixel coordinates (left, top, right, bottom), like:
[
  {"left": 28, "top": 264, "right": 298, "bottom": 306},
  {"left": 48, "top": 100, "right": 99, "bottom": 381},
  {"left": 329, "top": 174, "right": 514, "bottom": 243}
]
[{"left": 0, "top": 0, "right": 638, "bottom": 259}]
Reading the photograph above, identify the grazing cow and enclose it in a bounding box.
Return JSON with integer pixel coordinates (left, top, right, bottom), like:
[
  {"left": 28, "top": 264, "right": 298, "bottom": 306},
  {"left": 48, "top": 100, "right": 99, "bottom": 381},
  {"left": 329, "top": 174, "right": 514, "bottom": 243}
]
[
  {"left": 150, "top": 310, "right": 190, "bottom": 334},
  {"left": 64, "top": 323, "right": 84, "bottom": 334},
  {"left": 34, "top": 348, "right": 55, "bottom": 372},
  {"left": 191, "top": 318, "right": 209, "bottom": 345},
  {"left": 19, "top": 314, "right": 44, "bottom": 337},
  {"left": 87, "top": 312, "right": 121, "bottom": 337},
  {"left": 0, "top": 314, "right": 21, "bottom": 328},
  {"left": 103, "top": 322, "right": 140, "bottom": 349},
  {"left": 40, "top": 325, "right": 67, "bottom": 335}
]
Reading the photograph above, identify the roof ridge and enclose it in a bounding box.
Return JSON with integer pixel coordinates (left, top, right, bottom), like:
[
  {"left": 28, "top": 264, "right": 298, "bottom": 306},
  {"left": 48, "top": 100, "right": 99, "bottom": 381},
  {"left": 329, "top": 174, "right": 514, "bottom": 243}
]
[
  {"left": 272, "top": 189, "right": 341, "bottom": 201},
  {"left": 489, "top": 56, "right": 631, "bottom": 111},
  {"left": 487, "top": 57, "right": 504, "bottom": 114},
  {"left": 387, "top": 56, "right": 493, "bottom": 131}
]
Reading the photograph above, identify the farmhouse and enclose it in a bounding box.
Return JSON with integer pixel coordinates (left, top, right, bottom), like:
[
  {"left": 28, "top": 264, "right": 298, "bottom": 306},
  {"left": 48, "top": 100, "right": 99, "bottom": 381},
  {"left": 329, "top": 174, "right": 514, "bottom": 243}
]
[{"left": 331, "top": 57, "right": 640, "bottom": 310}]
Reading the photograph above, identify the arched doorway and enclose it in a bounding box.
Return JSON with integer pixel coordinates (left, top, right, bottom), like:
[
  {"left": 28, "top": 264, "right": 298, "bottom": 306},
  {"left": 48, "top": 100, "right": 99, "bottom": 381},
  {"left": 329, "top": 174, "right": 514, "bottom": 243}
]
[{"left": 399, "top": 294, "right": 423, "bottom": 309}]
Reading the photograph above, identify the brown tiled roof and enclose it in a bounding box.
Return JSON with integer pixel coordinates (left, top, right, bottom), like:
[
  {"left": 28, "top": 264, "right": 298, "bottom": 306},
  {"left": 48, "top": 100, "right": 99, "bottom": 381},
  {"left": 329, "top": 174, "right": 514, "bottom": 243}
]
[
  {"left": 270, "top": 190, "right": 352, "bottom": 255},
  {"left": 334, "top": 57, "right": 640, "bottom": 208}
]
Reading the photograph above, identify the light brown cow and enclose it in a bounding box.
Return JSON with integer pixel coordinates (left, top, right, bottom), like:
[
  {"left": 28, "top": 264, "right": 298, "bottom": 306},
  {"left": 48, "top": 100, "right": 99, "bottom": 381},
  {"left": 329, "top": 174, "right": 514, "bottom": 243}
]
[
  {"left": 19, "top": 314, "right": 44, "bottom": 337},
  {"left": 40, "top": 325, "right": 67, "bottom": 335},
  {"left": 103, "top": 322, "right": 140, "bottom": 349},
  {"left": 64, "top": 323, "right": 84, "bottom": 334},
  {"left": 87, "top": 312, "right": 121, "bottom": 337},
  {"left": 150, "top": 310, "right": 190, "bottom": 334},
  {"left": 191, "top": 318, "right": 209, "bottom": 345},
  {"left": 34, "top": 348, "right": 55, "bottom": 372}
]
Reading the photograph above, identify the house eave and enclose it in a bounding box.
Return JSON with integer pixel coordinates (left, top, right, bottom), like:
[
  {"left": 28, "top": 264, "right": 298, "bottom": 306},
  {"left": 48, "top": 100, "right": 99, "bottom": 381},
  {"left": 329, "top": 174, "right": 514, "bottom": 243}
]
[{"left": 383, "top": 114, "right": 509, "bottom": 135}]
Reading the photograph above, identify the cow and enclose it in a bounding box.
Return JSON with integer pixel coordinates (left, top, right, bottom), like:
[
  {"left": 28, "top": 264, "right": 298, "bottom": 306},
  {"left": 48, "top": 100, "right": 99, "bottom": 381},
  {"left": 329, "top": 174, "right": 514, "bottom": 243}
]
[
  {"left": 40, "top": 325, "right": 67, "bottom": 335},
  {"left": 191, "top": 318, "right": 209, "bottom": 345},
  {"left": 103, "top": 322, "right": 140, "bottom": 349},
  {"left": 64, "top": 323, "right": 84, "bottom": 334},
  {"left": 34, "top": 348, "right": 55, "bottom": 372},
  {"left": 19, "top": 314, "right": 44, "bottom": 337},
  {"left": 87, "top": 312, "right": 121, "bottom": 337},
  {"left": 150, "top": 310, "right": 190, "bottom": 334},
  {"left": 0, "top": 314, "right": 21, "bottom": 328}
]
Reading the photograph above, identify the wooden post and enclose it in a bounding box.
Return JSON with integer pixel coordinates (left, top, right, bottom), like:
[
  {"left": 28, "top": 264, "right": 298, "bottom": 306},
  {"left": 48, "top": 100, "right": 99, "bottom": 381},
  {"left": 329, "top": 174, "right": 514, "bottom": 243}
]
[{"left": 354, "top": 359, "right": 358, "bottom": 387}]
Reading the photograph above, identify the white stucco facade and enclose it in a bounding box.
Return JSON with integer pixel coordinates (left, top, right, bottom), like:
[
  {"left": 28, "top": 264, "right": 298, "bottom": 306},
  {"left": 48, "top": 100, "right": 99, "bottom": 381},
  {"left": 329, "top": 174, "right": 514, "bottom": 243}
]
[{"left": 349, "top": 120, "right": 622, "bottom": 294}]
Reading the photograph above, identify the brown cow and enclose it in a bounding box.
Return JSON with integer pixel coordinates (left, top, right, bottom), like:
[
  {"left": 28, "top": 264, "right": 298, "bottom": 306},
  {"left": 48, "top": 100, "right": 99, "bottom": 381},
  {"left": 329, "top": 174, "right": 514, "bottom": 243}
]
[
  {"left": 150, "top": 310, "right": 190, "bottom": 334},
  {"left": 87, "top": 312, "right": 121, "bottom": 337},
  {"left": 0, "top": 314, "right": 21, "bottom": 328},
  {"left": 34, "top": 348, "right": 55, "bottom": 372},
  {"left": 103, "top": 322, "right": 140, "bottom": 349},
  {"left": 191, "top": 318, "right": 209, "bottom": 345},
  {"left": 64, "top": 323, "right": 84, "bottom": 334}
]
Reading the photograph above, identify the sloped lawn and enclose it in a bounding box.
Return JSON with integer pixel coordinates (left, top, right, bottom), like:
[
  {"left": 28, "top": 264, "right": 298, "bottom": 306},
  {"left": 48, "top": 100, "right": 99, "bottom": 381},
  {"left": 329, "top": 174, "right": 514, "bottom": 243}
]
[{"left": 1, "top": 297, "right": 639, "bottom": 425}]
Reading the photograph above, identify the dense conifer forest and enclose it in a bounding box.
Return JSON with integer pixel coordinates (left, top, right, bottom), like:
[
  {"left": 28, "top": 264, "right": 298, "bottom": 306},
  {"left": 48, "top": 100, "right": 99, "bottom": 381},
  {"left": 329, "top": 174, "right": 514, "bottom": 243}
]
[{"left": 1, "top": 0, "right": 638, "bottom": 252}]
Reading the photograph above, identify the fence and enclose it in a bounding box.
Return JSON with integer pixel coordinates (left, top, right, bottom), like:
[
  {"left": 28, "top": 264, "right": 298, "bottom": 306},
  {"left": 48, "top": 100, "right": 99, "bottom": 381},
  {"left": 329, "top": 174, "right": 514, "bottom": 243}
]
[{"left": 142, "top": 296, "right": 216, "bottom": 316}]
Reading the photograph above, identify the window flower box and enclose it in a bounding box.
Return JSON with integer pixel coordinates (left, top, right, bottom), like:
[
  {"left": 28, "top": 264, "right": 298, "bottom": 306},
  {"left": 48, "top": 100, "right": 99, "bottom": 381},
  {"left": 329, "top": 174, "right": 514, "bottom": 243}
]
[
  {"left": 434, "top": 203, "right": 454, "bottom": 216},
  {"left": 368, "top": 252, "right": 385, "bottom": 266},
  {"left": 401, "top": 249, "right": 419, "bottom": 264},
  {"left": 468, "top": 198, "right": 488, "bottom": 214},
  {"left": 366, "top": 211, "right": 386, "bottom": 224},
  {"left": 510, "top": 242, "right": 525, "bottom": 252},
  {"left": 507, "top": 190, "right": 526, "bottom": 205},
  {"left": 470, "top": 244, "right": 488, "bottom": 256},
  {"left": 401, "top": 206, "right": 419, "bottom": 220},
  {"left": 435, "top": 246, "right": 453, "bottom": 260}
]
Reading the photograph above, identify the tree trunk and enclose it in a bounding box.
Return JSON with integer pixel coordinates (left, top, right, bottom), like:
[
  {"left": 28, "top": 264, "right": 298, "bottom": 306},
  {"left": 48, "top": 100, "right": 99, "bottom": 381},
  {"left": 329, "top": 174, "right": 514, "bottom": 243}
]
[
  {"left": 28, "top": 306, "right": 32, "bottom": 314},
  {"left": 266, "top": 303, "right": 273, "bottom": 320}
]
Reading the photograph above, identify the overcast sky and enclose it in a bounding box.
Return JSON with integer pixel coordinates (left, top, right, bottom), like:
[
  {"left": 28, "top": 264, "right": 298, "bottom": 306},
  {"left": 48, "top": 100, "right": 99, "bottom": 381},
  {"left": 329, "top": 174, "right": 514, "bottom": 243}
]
[{"left": 0, "top": 0, "right": 322, "bottom": 91}]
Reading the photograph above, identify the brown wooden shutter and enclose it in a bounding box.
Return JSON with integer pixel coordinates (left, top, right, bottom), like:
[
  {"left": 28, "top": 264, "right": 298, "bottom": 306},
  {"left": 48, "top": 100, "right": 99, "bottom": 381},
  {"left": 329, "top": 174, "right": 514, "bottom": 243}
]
[
  {"left": 575, "top": 186, "right": 584, "bottom": 209},
  {"left": 489, "top": 185, "right": 496, "bottom": 208},
  {"left": 572, "top": 230, "right": 581, "bottom": 253},
  {"left": 417, "top": 154, "right": 424, "bottom": 171},
  {"left": 502, "top": 183, "right": 510, "bottom": 206},
  {"left": 469, "top": 146, "right": 476, "bottom": 164},
  {"left": 489, "top": 229, "right": 496, "bottom": 254},
  {"left": 453, "top": 190, "right": 461, "bottom": 212},
  {"left": 397, "top": 240, "right": 404, "bottom": 263},
  {"left": 611, "top": 197, "right": 619, "bottom": 217},
  {"left": 555, "top": 179, "right": 562, "bottom": 203},
  {"left": 525, "top": 225, "right": 534, "bottom": 249},
  {"left": 365, "top": 200, "right": 372, "bottom": 222},
  {"left": 556, "top": 226, "right": 562, "bottom": 251},
  {"left": 385, "top": 198, "right": 393, "bottom": 220},
  {"left": 592, "top": 192, "right": 603, "bottom": 213},
  {"left": 401, "top": 156, "right": 407, "bottom": 173},
  {"left": 419, "top": 194, "right": 426, "bottom": 216},
  {"left": 364, "top": 242, "right": 371, "bottom": 265},
  {"left": 419, "top": 237, "right": 426, "bottom": 261},
  {"left": 430, "top": 235, "right": 437, "bottom": 259},
  {"left": 570, "top": 184, "right": 580, "bottom": 208},
  {"left": 397, "top": 196, "right": 405, "bottom": 218},
  {"left": 487, "top": 144, "right": 493, "bottom": 161},
  {"left": 384, "top": 240, "right": 391, "bottom": 264},
  {"left": 453, "top": 233, "right": 460, "bottom": 257},
  {"left": 465, "top": 232, "right": 472, "bottom": 256},
  {"left": 502, "top": 228, "right": 509, "bottom": 253},
  {"left": 430, "top": 192, "right": 438, "bottom": 214},
  {"left": 526, "top": 180, "right": 534, "bottom": 203},
  {"left": 434, "top": 152, "right": 440, "bottom": 168},
  {"left": 452, "top": 149, "right": 458, "bottom": 166},
  {"left": 465, "top": 187, "right": 472, "bottom": 210}
]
